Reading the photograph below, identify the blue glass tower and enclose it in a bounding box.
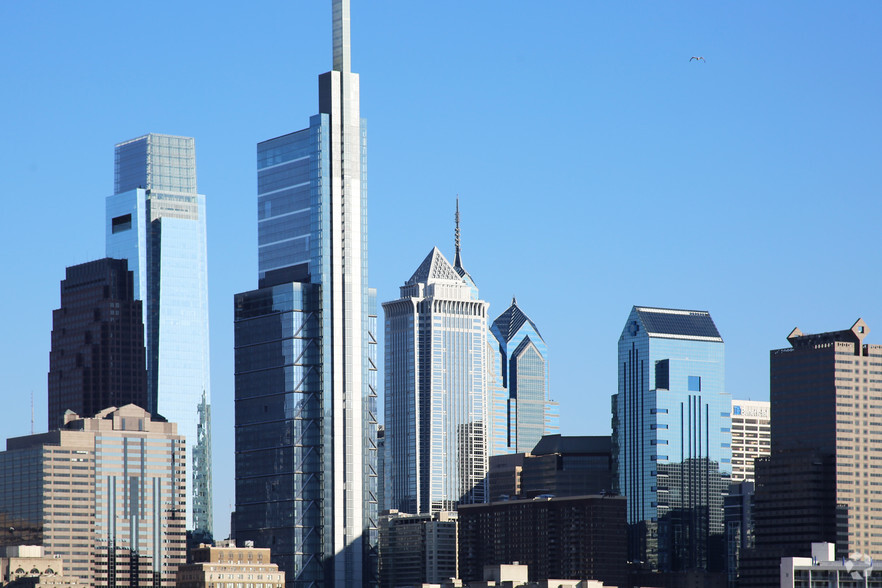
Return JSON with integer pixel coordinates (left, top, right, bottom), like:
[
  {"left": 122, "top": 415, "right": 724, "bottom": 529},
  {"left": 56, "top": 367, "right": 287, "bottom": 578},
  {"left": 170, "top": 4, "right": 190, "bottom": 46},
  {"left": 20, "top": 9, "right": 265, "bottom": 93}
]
[
  {"left": 489, "top": 297, "right": 559, "bottom": 455},
  {"left": 234, "top": 1, "right": 378, "bottom": 585},
  {"left": 105, "top": 133, "right": 213, "bottom": 538},
  {"left": 612, "top": 306, "right": 730, "bottom": 573}
]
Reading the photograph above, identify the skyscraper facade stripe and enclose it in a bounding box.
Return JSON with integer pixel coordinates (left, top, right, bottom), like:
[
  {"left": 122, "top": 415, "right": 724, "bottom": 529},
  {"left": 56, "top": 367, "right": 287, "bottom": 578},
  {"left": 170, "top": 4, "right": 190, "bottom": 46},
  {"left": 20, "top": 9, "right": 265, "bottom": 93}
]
[
  {"left": 235, "top": 1, "right": 377, "bottom": 585},
  {"left": 612, "top": 306, "right": 730, "bottom": 573},
  {"left": 105, "top": 133, "right": 213, "bottom": 538}
]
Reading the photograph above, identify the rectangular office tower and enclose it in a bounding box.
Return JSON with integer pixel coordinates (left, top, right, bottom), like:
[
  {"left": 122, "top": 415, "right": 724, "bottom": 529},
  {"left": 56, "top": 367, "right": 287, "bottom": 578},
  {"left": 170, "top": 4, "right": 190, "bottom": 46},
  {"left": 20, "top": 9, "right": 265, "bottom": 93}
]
[
  {"left": 105, "top": 133, "right": 213, "bottom": 538},
  {"left": 0, "top": 405, "right": 187, "bottom": 588},
  {"left": 384, "top": 247, "right": 490, "bottom": 515},
  {"left": 612, "top": 306, "right": 731, "bottom": 573},
  {"left": 234, "top": 2, "right": 378, "bottom": 586},
  {"left": 47, "top": 258, "right": 148, "bottom": 429},
  {"left": 741, "top": 319, "right": 882, "bottom": 586}
]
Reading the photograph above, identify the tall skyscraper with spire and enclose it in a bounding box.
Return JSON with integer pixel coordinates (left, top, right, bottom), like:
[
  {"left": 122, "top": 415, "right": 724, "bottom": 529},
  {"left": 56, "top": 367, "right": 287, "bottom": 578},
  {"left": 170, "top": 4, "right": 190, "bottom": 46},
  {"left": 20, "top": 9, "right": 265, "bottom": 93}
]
[
  {"left": 233, "top": 1, "right": 378, "bottom": 585},
  {"left": 384, "top": 203, "right": 489, "bottom": 514},
  {"left": 105, "top": 133, "right": 213, "bottom": 539}
]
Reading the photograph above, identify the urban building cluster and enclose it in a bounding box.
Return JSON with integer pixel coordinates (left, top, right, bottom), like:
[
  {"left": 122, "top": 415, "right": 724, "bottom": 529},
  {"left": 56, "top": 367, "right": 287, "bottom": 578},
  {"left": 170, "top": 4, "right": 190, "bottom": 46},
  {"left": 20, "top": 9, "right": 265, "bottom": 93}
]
[{"left": 1, "top": 2, "right": 880, "bottom": 588}]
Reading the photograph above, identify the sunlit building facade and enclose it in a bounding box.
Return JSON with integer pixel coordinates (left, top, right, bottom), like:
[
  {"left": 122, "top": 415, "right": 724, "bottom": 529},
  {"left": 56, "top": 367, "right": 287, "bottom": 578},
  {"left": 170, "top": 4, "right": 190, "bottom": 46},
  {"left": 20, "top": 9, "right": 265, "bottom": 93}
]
[
  {"left": 233, "top": 2, "right": 378, "bottom": 585},
  {"left": 612, "top": 306, "right": 731, "bottom": 573},
  {"left": 489, "top": 298, "right": 559, "bottom": 455},
  {"left": 384, "top": 247, "right": 489, "bottom": 514},
  {"left": 105, "top": 133, "right": 213, "bottom": 537},
  {"left": 0, "top": 405, "right": 187, "bottom": 588}
]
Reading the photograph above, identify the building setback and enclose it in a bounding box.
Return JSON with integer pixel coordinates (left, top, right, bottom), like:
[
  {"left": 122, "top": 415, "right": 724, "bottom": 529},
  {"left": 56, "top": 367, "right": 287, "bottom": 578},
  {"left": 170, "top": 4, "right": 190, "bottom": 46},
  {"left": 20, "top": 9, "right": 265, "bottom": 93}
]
[
  {"left": 0, "top": 405, "right": 187, "bottom": 588},
  {"left": 457, "top": 495, "right": 627, "bottom": 587},
  {"left": 487, "top": 435, "right": 614, "bottom": 501},
  {"left": 47, "top": 258, "right": 148, "bottom": 429},
  {"left": 612, "top": 306, "right": 731, "bottom": 573},
  {"left": 106, "top": 133, "right": 213, "bottom": 537},
  {"left": 233, "top": 1, "right": 378, "bottom": 585},
  {"left": 741, "top": 319, "right": 882, "bottom": 586},
  {"left": 384, "top": 245, "right": 489, "bottom": 514}
]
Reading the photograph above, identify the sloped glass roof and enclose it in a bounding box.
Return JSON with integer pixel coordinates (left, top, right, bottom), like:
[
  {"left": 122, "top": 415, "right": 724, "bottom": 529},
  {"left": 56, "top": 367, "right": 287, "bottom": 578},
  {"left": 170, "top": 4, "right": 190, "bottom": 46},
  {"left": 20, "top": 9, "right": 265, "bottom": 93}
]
[{"left": 635, "top": 307, "right": 722, "bottom": 341}]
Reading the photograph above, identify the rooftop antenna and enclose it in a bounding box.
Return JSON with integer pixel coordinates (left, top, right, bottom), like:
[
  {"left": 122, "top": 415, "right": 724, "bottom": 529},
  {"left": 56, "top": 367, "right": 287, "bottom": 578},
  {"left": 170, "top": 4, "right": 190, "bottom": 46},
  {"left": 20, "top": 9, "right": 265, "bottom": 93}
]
[
  {"left": 454, "top": 196, "right": 462, "bottom": 269},
  {"left": 31, "top": 391, "right": 34, "bottom": 434}
]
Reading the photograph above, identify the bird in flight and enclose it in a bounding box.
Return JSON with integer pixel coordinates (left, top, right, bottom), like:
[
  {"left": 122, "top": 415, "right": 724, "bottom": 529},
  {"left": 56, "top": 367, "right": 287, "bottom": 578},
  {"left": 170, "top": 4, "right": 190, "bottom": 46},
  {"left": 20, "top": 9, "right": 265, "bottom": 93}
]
[{"left": 690, "top": 56, "right": 706, "bottom": 63}]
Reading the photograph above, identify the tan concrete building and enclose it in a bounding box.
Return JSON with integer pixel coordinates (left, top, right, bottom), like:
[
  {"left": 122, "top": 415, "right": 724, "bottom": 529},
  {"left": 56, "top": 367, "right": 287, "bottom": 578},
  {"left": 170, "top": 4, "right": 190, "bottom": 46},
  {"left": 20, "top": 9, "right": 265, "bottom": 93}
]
[
  {"left": 0, "top": 545, "right": 87, "bottom": 588},
  {"left": 730, "top": 399, "right": 770, "bottom": 483},
  {"left": 175, "top": 541, "right": 284, "bottom": 588},
  {"left": 0, "top": 405, "right": 187, "bottom": 588}
]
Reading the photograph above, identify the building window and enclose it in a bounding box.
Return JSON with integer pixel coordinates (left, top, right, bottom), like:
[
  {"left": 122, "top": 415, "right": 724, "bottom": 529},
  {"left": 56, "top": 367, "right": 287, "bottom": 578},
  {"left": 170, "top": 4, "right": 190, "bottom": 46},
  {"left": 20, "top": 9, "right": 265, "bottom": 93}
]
[{"left": 688, "top": 376, "right": 701, "bottom": 392}]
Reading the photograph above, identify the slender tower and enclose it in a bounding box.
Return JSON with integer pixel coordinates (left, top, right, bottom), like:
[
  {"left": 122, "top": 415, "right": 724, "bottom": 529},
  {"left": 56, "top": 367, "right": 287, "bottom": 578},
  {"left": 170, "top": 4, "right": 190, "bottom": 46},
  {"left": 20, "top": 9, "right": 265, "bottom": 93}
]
[{"left": 234, "top": 1, "right": 378, "bottom": 585}]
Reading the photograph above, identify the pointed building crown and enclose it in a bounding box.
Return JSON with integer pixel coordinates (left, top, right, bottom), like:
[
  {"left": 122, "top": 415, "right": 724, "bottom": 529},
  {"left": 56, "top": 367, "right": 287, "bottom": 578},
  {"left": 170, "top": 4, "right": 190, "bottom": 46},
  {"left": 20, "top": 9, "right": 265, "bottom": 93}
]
[
  {"left": 406, "top": 247, "right": 463, "bottom": 286},
  {"left": 492, "top": 298, "right": 544, "bottom": 343}
]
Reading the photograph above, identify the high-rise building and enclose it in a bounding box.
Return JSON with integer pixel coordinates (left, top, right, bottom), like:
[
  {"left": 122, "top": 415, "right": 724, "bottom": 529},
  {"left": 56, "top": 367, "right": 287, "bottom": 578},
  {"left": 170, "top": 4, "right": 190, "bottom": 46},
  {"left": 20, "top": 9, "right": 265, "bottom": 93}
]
[
  {"left": 741, "top": 319, "right": 882, "bottom": 586},
  {"left": 233, "top": 2, "right": 378, "bottom": 585},
  {"left": 457, "top": 495, "right": 627, "bottom": 587},
  {"left": 730, "top": 399, "right": 770, "bottom": 483},
  {"left": 612, "top": 306, "right": 731, "bottom": 573},
  {"left": 378, "top": 511, "right": 457, "bottom": 588},
  {"left": 488, "top": 298, "right": 559, "bottom": 455},
  {"left": 0, "top": 405, "right": 187, "bottom": 588},
  {"left": 384, "top": 245, "right": 489, "bottom": 514},
  {"left": 105, "top": 133, "right": 212, "bottom": 537},
  {"left": 47, "top": 258, "right": 148, "bottom": 429}
]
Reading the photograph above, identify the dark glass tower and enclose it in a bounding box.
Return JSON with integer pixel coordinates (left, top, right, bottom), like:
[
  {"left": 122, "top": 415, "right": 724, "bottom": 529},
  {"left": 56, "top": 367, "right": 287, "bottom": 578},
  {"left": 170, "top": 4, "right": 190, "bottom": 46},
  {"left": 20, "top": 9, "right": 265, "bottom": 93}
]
[
  {"left": 47, "top": 258, "right": 148, "bottom": 429},
  {"left": 234, "top": 1, "right": 378, "bottom": 585}
]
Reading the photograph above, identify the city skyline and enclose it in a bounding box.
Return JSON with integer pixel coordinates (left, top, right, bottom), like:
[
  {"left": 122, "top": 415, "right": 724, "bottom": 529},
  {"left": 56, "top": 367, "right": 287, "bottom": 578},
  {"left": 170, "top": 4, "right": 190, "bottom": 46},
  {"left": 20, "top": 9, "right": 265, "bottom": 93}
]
[{"left": 4, "top": 1, "right": 882, "bottom": 542}]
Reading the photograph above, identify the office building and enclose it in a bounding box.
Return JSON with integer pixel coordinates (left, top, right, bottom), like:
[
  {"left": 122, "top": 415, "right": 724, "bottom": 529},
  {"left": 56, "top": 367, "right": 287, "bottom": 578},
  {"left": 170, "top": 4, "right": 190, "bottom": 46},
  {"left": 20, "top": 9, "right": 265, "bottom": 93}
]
[
  {"left": 0, "top": 405, "right": 187, "bottom": 588},
  {"left": 378, "top": 511, "right": 457, "bottom": 588},
  {"left": 730, "top": 400, "right": 770, "bottom": 483},
  {"left": 233, "top": 1, "right": 378, "bottom": 585},
  {"left": 384, "top": 244, "right": 489, "bottom": 514},
  {"left": 176, "top": 541, "right": 285, "bottom": 588},
  {"left": 377, "top": 425, "right": 388, "bottom": 514},
  {"left": 47, "top": 258, "right": 148, "bottom": 429},
  {"left": 105, "top": 133, "right": 212, "bottom": 537},
  {"left": 487, "top": 435, "right": 614, "bottom": 501},
  {"left": 488, "top": 298, "right": 559, "bottom": 455},
  {"left": 0, "top": 546, "right": 87, "bottom": 588},
  {"left": 612, "top": 306, "right": 731, "bottom": 573},
  {"left": 742, "top": 319, "right": 882, "bottom": 586},
  {"left": 458, "top": 495, "right": 627, "bottom": 587}
]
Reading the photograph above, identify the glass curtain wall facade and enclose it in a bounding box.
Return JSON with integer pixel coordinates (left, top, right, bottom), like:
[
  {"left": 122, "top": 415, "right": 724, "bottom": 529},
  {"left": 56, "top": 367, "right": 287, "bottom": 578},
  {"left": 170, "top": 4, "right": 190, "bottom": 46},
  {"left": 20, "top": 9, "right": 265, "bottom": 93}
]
[
  {"left": 612, "top": 306, "right": 731, "bottom": 573},
  {"left": 105, "top": 133, "right": 212, "bottom": 538},
  {"left": 489, "top": 299, "right": 559, "bottom": 455},
  {"left": 234, "top": 2, "right": 378, "bottom": 585},
  {"left": 47, "top": 258, "right": 148, "bottom": 429},
  {"left": 384, "top": 247, "right": 489, "bottom": 515}
]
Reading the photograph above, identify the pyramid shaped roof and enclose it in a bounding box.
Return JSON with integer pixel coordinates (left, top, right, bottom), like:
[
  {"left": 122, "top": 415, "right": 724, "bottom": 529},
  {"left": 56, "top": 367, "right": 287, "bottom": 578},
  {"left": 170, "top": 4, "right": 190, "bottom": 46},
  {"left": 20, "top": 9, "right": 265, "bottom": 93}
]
[
  {"left": 492, "top": 298, "right": 543, "bottom": 342},
  {"left": 406, "top": 247, "right": 463, "bottom": 286}
]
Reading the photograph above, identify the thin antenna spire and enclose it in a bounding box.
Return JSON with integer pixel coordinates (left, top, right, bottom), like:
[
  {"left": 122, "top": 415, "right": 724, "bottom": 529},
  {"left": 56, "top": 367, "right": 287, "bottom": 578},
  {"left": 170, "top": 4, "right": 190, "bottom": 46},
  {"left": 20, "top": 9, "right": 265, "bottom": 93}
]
[
  {"left": 332, "top": 0, "right": 351, "bottom": 72},
  {"left": 31, "top": 391, "right": 34, "bottom": 434},
  {"left": 454, "top": 196, "right": 463, "bottom": 269}
]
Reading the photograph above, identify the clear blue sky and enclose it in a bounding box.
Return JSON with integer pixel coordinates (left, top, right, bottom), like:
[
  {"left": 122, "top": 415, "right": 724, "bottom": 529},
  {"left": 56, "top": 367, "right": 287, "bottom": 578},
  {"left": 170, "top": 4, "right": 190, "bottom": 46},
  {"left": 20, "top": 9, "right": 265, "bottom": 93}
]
[{"left": 2, "top": 1, "right": 881, "bottom": 539}]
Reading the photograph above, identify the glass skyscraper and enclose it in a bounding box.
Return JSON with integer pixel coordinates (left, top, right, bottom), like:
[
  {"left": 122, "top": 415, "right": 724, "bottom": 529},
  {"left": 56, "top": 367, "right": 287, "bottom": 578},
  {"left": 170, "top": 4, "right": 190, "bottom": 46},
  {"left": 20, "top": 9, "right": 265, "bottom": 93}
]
[
  {"left": 612, "top": 306, "right": 731, "bottom": 573},
  {"left": 105, "top": 133, "right": 213, "bottom": 538},
  {"left": 488, "top": 298, "right": 559, "bottom": 455},
  {"left": 234, "top": 1, "right": 378, "bottom": 585},
  {"left": 384, "top": 246, "right": 489, "bottom": 514}
]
